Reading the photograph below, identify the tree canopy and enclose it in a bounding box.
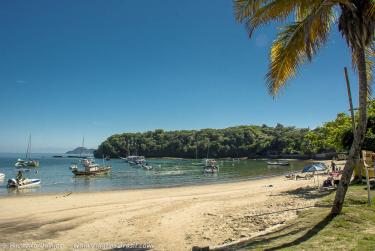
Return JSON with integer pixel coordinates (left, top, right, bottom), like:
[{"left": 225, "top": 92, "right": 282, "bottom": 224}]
[
  {"left": 94, "top": 124, "right": 309, "bottom": 158},
  {"left": 95, "top": 100, "right": 375, "bottom": 159}
]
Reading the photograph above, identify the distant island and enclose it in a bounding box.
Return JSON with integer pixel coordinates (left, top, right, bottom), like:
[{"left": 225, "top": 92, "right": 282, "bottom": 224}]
[{"left": 66, "top": 147, "right": 95, "bottom": 155}]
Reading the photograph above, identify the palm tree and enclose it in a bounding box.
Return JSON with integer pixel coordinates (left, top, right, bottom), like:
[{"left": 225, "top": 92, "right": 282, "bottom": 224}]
[{"left": 234, "top": 0, "right": 374, "bottom": 215}]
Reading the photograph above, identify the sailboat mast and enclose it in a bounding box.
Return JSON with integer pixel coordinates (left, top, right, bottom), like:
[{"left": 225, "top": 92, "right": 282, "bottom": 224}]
[
  {"left": 206, "top": 138, "right": 210, "bottom": 159},
  {"left": 195, "top": 143, "right": 198, "bottom": 160},
  {"left": 26, "top": 133, "right": 31, "bottom": 159},
  {"left": 80, "top": 136, "right": 85, "bottom": 157}
]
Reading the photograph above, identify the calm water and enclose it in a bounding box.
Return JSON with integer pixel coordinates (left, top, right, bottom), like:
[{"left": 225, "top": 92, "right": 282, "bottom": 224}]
[{"left": 0, "top": 153, "right": 313, "bottom": 196}]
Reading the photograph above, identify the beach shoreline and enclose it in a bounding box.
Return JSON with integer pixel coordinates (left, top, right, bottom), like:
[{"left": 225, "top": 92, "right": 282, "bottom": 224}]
[{"left": 0, "top": 172, "right": 332, "bottom": 251}]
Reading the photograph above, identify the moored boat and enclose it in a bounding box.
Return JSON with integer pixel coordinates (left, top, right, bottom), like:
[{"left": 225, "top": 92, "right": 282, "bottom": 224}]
[
  {"left": 7, "top": 178, "right": 41, "bottom": 188},
  {"left": 142, "top": 163, "right": 153, "bottom": 170},
  {"left": 0, "top": 173, "right": 5, "bottom": 179},
  {"left": 70, "top": 158, "right": 111, "bottom": 176},
  {"left": 127, "top": 156, "right": 146, "bottom": 165},
  {"left": 15, "top": 134, "right": 40, "bottom": 167},
  {"left": 203, "top": 159, "right": 219, "bottom": 173},
  {"left": 203, "top": 166, "right": 218, "bottom": 173},
  {"left": 266, "top": 160, "right": 290, "bottom": 166}
]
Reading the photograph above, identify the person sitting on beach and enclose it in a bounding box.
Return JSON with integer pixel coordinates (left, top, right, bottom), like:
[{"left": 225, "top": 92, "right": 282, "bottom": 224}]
[
  {"left": 16, "top": 170, "right": 23, "bottom": 182},
  {"left": 331, "top": 161, "right": 336, "bottom": 172}
]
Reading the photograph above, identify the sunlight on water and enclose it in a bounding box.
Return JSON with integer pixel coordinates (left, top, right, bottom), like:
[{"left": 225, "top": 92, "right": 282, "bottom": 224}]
[{"left": 0, "top": 153, "right": 312, "bottom": 196}]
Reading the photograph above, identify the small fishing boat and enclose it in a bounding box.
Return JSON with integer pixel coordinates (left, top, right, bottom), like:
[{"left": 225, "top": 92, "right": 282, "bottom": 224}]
[
  {"left": 105, "top": 156, "right": 111, "bottom": 161},
  {"left": 7, "top": 178, "right": 41, "bottom": 188},
  {"left": 127, "top": 156, "right": 146, "bottom": 165},
  {"left": 203, "top": 159, "right": 219, "bottom": 173},
  {"left": 143, "top": 163, "right": 153, "bottom": 170},
  {"left": 70, "top": 158, "right": 111, "bottom": 176},
  {"left": 266, "top": 161, "right": 290, "bottom": 166},
  {"left": 203, "top": 166, "right": 218, "bottom": 173},
  {"left": 0, "top": 173, "right": 5, "bottom": 179}
]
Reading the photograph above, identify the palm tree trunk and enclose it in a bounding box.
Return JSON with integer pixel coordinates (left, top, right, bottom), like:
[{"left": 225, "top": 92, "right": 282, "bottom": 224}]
[{"left": 331, "top": 47, "right": 369, "bottom": 215}]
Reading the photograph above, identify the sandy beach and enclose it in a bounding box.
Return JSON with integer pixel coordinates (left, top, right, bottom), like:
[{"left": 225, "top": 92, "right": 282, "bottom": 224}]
[{"left": 0, "top": 171, "right": 332, "bottom": 251}]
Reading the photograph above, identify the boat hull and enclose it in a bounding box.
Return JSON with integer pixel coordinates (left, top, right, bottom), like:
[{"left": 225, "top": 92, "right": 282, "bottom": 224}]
[
  {"left": 7, "top": 178, "right": 41, "bottom": 188},
  {"left": 267, "top": 161, "right": 289, "bottom": 166},
  {"left": 72, "top": 167, "right": 111, "bottom": 176},
  {"left": 203, "top": 166, "right": 218, "bottom": 174},
  {"left": 15, "top": 160, "right": 39, "bottom": 168}
]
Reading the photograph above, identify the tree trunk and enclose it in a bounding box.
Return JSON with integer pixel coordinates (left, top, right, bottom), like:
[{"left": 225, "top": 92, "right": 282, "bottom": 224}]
[{"left": 331, "top": 47, "right": 368, "bottom": 215}]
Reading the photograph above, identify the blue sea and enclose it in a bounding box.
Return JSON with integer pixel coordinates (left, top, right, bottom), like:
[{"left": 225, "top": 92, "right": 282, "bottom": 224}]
[{"left": 0, "top": 153, "right": 312, "bottom": 196}]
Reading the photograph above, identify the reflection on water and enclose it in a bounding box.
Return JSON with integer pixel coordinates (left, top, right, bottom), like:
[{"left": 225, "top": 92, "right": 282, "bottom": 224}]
[{"left": 0, "top": 153, "right": 313, "bottom": 196}]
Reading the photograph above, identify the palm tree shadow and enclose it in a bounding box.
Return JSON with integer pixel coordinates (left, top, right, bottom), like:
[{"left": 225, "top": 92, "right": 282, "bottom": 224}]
[
  {"left": 109, "top": 248, "right": 151, "bottom": 251},
  {"left": 277, "top": 186, "right": 334, "bottom": 200},
  {"left": 212, "top": 214, "right": 334, "bottom": 251},
  {"left": 264, "top": 214, "right": 334, "bottom": 250}
]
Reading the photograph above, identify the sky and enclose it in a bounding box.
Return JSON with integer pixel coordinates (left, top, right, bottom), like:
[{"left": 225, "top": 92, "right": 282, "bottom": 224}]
[{"left": 0, "top": 0, "right": 361, "bottom": 153}]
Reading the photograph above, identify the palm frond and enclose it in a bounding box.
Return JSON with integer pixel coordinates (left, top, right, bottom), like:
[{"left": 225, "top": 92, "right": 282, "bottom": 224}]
[
  {"left": 234, "top": 0, "right": 271, "bottom": 22},
  {"left": 365, "top": 46, "right": 374, "bottom": 95},
  {"left": 236, "top": 0, "right": 323, "bottom": 37},
  {"left": 369, "top": 0, "right": 375, "bottom": 17},
  {"left": 353, "top": 45, "right": 374, "bottom": 97},
  {"left": 266, "top": 2, "right": 335, "bottom": 96},
  {"left": 245, "top": 0, "right": 306, "bottom": 37}
]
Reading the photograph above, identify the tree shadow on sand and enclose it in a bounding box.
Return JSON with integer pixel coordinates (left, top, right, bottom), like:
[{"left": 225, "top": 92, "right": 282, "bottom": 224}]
[
  {"left": 212, "top": 214, "right": 334, "bottom": 251},
  {"left": 108, "top": 248, "right": 151, "bottom": 251},
  {"left": 209, "top": 187, "right": 336, "bottom": 251},
  {"left": 263, "top": 214, "right": 334, "bottom": 250},
  {"left": 276, "top": 186, "right": 334, "bottom": 200}
]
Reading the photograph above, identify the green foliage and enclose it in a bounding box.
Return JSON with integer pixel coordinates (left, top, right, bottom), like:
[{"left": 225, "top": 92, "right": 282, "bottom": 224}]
[
  {"left": 95, "top": 101, "right": 375, "bottom": 158},
  {"left": 342, "top": 115, "right": 375, "bottom": 151},
  {"left": 307, "top": 100, "right": 375, "bottom": 153},
  {"left": 303, "top": 112, "right": 352, "bottom": 153},
  {"left": 94, "top": 125, "right": 309, "bottom": 158}
]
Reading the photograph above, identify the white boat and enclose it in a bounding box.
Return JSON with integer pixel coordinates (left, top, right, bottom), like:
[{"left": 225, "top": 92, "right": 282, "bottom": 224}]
[
  {"left": 203, "top": 159, "right": 219, "bottom": 173},
  {"left": 15, "top": 158, "right": 26, "bottom": 167},
  {"left": 7, "top": 178, "right": 41, "bottom": 188},
  {"left": 143, "top": 163, "right": 153, "bottom": 170},
  {"left": 127, "top": 156, "right": 146, "bottom": 166},
  {"left": 267, "top": 161, "right": 290, "bottom": 166},
  {"left": 203, "top": 166, "right": 218, "bottom": 173},
  {"left": 70, "top": 158, "right": 111, "bottom": 176},
  {"left": 15, "top": 134, "right": 39, "bottom": 168},
  {"left": 0, "top": 173, "right": 5, "bottom": 179}
]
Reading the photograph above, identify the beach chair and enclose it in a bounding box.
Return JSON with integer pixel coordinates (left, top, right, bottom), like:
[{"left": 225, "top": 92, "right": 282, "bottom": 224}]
[{"left": 356, "top": 150, "right": 375, "bottom": 179}]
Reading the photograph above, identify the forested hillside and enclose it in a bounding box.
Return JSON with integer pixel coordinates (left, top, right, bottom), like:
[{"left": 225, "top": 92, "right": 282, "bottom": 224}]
[
  {"left": 94, "top": 100, "right": 375, "bottom": 159},
  {"left": 94, "top": 124, "right": 310, "bottom": 158}
]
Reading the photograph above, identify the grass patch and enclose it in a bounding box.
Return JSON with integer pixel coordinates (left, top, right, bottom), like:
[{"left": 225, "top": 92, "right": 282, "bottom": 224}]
[{"left": 214, "top": 185, "right": 375, "bottom": 250}]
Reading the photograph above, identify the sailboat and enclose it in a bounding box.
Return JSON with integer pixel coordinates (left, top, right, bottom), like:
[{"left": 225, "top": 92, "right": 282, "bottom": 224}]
[
  {"left": 202, "top": 139, "right": 219, "bottom": 173},
  {"left": 15, "top": 134, "right": 39, "bottom": 168}
]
